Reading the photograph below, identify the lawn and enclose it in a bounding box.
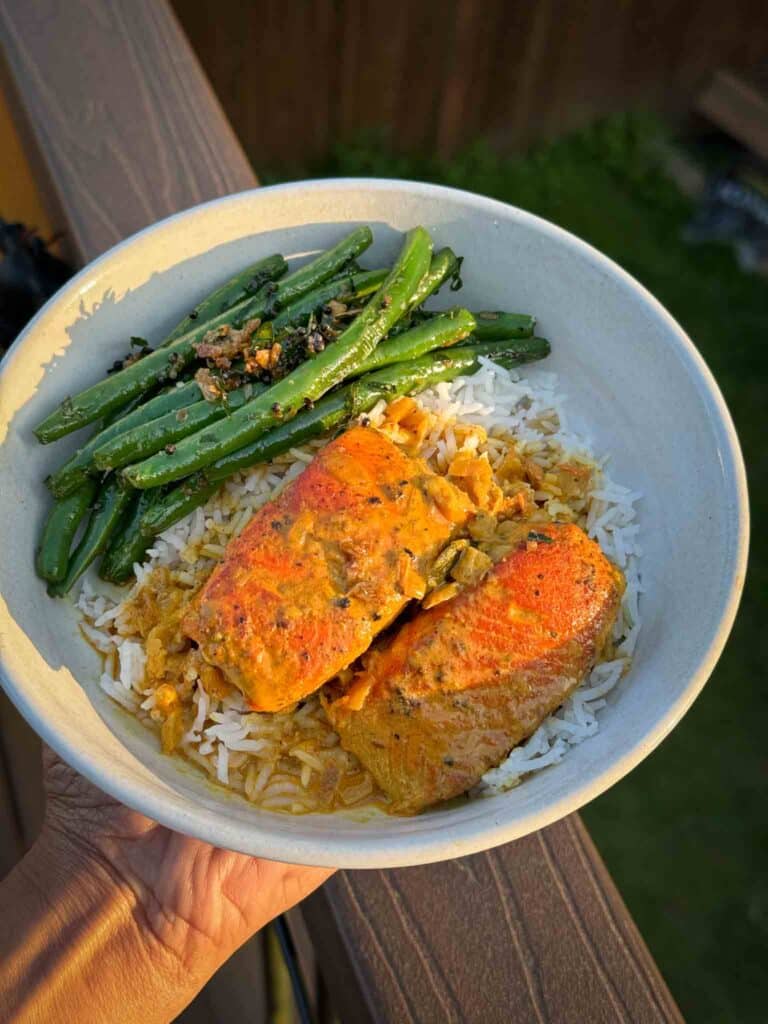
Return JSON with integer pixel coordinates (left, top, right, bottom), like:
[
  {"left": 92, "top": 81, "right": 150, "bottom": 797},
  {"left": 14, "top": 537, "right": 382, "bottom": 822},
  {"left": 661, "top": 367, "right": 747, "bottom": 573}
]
[{"left": 266, "top": 117, "right": 768, "bottom": 1022}]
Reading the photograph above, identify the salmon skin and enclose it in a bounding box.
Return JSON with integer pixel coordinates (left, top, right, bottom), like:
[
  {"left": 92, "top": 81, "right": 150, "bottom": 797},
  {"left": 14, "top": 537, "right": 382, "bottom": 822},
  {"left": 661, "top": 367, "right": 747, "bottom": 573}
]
[
  {"left": 183, "top": 425, "right": 474, "bottom": 711},
  {"left": 324, "top": 523, "right": 625, "bottom": 814}
]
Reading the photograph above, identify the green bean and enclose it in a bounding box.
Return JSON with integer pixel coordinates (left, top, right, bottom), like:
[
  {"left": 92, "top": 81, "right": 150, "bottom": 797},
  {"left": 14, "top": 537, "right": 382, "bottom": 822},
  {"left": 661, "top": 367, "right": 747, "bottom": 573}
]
[
  {"left": 99, "top": 490, "right": 162, "bottom": 583},
  {"left": 471, "top": 311, "right": 536, "bottom": 340},
  {"left": 35, "top": 480, "right": 99, "bottom": 582},
  {"left": 91, "top": 256, "right": 285, "bottom": 435},
  {"left": 93, "top": 382, "right": 267, "bottom": 471},
  {"left": 262, "top": 226, "right": 373, "bottom": 316},
  {"left": 452, "top": 335, "right": 550, "bottom": 367},
  {"left": 100, "top": 392, "right": 147, "bottom": 428},
  {"left": 385, "top": 249, "right": 461, "bottom": 339},
  {"left": 408, "top": 247, "right": 462, "bottom": 310},
  {"left": 207, "top": 354, "right": 475, "bottom": 480},
  {"left": 53, "top": 258, "right": 385, "bottom": 488},
  {"left": 139, "top": 336, "right": 551, "bottom": 541},
  {"left": 124, "top": 226, "right": 433, "bottom": 489},
  {"left": 269, "top": 268, "right": 388, "bottom": 332},
  {"left": 354, "top": 308, "right": 475, "bottom": 376},
  {"left": 138, "top": 478, "right": 219, "bottom": 539},
  {"left": 34, "top": 293, "right": 268, "bottom": 443},
  {"left": 49, "top": 255, "right": 383, "bottom": 488},
  {"left": 34, "top": 229, "right": 373, "bottom": 442},
  {"left": 139, "top": 354, "right": 469, "bottom": 536},
  {"left": 47, "top": 380, "right": 202, "bottom": 498},
  {"left": 164, "top": 254, "right": 287, "bottom": 344},
  {"left": 48, "top": 478, "right": 134, "bottom": 596},
  {"left": 91, "top": 268, "right": 389, "bottom": 472}
]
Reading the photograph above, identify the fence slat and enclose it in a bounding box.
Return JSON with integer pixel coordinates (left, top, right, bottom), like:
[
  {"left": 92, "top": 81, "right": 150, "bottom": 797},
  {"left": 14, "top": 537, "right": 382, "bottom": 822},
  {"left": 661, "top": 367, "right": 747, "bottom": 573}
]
[{"left": 173, "top": 0, "right": 768, "bottom": 165}]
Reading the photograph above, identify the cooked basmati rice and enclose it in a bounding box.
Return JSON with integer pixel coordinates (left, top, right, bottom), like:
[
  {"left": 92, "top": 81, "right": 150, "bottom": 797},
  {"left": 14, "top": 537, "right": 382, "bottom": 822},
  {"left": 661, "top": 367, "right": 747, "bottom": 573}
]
[{"left": 78, "top": 362, "right": 642, "bottom": 812}]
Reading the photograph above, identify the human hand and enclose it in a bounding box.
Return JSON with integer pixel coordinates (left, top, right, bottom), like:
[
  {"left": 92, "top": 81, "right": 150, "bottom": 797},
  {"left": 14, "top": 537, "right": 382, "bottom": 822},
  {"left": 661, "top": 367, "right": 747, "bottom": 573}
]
[
  {"left": 0, "top": 747, "right": 332, "bottom": 1023},
  {"left": 40, "top": 745, "right": 333, "bottom": 966}
]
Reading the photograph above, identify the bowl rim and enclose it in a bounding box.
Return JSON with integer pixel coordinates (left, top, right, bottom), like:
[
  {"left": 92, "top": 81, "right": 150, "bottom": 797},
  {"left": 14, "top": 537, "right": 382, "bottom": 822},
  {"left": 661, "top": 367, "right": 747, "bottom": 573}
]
[{"left": 0, "top": 177, "right": 750, "bottom": 868}]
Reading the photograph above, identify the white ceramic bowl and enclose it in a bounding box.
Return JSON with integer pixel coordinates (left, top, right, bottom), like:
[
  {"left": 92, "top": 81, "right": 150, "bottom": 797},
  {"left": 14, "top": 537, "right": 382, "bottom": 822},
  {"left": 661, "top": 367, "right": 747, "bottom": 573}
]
[{"left": 0, "top": 180, "right": 748, "bottom": 868}]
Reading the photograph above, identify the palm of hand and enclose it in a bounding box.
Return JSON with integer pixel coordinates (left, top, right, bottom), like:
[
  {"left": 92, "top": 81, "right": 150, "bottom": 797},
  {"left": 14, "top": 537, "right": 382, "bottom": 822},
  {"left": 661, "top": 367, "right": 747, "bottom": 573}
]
[{"left": 42, "top": 747, "right": 332, "bottom": 966}]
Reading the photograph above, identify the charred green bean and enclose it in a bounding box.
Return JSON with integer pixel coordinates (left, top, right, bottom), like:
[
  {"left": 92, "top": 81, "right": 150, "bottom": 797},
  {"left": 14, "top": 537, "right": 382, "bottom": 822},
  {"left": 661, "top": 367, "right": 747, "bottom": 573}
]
[
  {"left": 138, "top": 336, "right": 550, "bottom": 541},
  {"left": 48, "top": 478, "right": 133, "bottom": 596},
  {"left": 35, "top": 479, "right": 98, "bottom": 583},
  {"left": 93, "top": 382, "right": 267, "bottom": 471},
  {"left": 124, "top": 227, "right": 433, "bottom": 488},
  {"left": 47, "top": 380, "right": 202, "bottom": 498},
  {"left": 34, "top": 229, "right": 373, "bottom": 442}
]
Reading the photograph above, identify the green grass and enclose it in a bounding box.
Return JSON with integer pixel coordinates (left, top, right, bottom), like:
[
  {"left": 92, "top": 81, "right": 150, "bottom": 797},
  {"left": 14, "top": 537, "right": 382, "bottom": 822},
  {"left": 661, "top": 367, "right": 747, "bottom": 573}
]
[{"left": 267, "top": 117, "right": 768, "bottom": 1022}]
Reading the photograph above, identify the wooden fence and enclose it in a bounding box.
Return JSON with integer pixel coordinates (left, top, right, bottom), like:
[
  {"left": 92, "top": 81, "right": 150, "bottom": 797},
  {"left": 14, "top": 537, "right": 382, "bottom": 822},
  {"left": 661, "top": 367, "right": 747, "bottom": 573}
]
[{"left": 173, "top": 0, "right": 768, "bottom": 165}]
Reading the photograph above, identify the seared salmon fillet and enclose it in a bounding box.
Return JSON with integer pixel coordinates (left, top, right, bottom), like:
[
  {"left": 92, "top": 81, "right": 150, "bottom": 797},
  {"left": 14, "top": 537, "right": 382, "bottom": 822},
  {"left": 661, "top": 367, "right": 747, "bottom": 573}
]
[
  {"left": 183, "top": 425, "right": 475, "bottom": 711},
  {"left": 324, "top": 523, "right": 625, "bottom": 813}
]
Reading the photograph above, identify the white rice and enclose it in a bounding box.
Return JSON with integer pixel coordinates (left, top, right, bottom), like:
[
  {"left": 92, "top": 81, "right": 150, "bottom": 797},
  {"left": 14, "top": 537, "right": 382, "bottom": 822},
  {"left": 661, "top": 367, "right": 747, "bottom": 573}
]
[{"left": 78, "top": 361, "right": 642, "bottom": 807}]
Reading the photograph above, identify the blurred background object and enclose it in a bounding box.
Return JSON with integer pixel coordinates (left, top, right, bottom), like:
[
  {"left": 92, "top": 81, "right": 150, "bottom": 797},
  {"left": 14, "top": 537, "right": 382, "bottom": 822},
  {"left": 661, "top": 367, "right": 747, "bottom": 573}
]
[
  {"left": 0, "top": 88, "right": 71, "bottom": 355},
  {"left": 171, "top": 0, "right": 768, "bottom": 276},
  {"left": 0, "top": 219, "right": 72, "bottom": 356},
  {"left": 171, "top": 0, "right": 768, "bottom": 165}
]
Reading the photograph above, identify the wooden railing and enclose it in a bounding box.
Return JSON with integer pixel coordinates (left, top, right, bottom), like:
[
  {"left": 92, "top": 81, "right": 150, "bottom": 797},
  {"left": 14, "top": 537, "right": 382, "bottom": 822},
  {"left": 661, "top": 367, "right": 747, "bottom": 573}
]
[{"left": 0, "top": 3, "right": 684, "bottom": 1021}]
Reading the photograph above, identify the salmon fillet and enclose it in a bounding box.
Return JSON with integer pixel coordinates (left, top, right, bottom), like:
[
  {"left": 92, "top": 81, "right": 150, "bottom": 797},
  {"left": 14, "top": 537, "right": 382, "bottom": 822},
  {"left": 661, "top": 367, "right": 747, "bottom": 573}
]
[
  {"left": 324, "top": 523, "right": 625, "bottom": 813},
  {"left": 183, "top": 425, "right": 475, "bottom": 711}
]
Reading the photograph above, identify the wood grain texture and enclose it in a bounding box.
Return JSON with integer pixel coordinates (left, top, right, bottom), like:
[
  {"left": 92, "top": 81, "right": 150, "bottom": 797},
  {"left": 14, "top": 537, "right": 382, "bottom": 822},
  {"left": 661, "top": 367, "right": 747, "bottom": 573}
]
[
  {"left": 303, "top": 815, "right": 684, "bottom": 1024},
  {"left": 173, "top": 0, "right": 768, "bottom": 165},
  {"left": 0, "top": 0, "right": 257, "bottom": 264}
]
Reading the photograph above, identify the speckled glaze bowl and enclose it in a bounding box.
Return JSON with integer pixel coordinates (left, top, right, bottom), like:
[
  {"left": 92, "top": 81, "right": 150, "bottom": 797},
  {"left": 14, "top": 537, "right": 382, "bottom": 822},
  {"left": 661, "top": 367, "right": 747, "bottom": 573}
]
[{"left": 0, "top": 180, "right": 748, "bottom": 868}]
